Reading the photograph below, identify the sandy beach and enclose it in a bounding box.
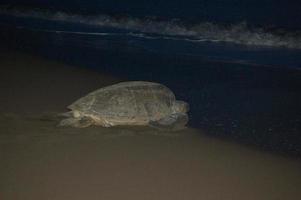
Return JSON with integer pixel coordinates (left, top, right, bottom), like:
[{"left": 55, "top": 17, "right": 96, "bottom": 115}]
[{"left": 1, "top": 49, "right": 301, "bottom": 200}]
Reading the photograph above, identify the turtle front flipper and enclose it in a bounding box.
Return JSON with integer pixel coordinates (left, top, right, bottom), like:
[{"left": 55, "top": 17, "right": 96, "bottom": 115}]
[
  {"left": 148, "top": 113, "right": 188, "bottom": 131},
  {"left": 58, "top": 116, "right": 94, "bottom": 128}
]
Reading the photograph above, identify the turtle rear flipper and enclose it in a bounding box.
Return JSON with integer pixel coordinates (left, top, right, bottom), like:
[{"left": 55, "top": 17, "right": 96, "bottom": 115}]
[
  {"left": 58, "top": 116, "right": 93, "bottom": 128},
  {"left": 57, "top": 111, "right": 75, "bottom": 118},
  {"left": 148, "top": 113, "right": 188, "bottom": 131}
]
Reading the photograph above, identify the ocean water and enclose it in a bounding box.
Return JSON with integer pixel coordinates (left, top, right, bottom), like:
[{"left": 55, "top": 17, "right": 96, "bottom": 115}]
[{"left": 1, "top": 3, "right": 301, "bottom": 156}]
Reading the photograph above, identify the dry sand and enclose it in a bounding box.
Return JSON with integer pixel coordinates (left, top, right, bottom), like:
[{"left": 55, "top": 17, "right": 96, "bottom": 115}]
[{"left": 1, "top": 49, "right": 301, "bottom": 200}]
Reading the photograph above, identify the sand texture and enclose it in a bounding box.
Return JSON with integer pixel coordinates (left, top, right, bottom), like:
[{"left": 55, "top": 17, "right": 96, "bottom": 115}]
[{"left": 1, "top": 50, "right": 301, "bottom": 200}]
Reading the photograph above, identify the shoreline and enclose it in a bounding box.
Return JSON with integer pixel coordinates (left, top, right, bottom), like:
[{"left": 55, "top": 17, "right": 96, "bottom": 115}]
[
  {"left": 0, "top": 48, "right": 121, "bottom": 114},
  {"left": 1, "top": 48, "right": 301, "bottom": 200}
]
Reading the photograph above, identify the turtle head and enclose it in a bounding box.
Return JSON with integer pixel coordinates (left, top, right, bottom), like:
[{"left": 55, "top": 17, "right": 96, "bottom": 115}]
[{"left": 172, "top": 100, "right": 189, "bottom": 114}]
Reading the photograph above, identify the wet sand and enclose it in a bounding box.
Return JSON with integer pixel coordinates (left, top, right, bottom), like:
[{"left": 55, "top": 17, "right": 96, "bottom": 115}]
[{"left": 1, "top": 50, "right": 301, "bottom": 200}]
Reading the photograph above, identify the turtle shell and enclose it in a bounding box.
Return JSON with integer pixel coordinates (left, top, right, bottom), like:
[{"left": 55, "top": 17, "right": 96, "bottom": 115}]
[{"left": 68, "top": 81, "right": 176, "bottom": 123}]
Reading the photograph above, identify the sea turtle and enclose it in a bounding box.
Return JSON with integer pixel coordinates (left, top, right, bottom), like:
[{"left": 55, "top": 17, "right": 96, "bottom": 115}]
[{"left": 59, "top": 81, "right": 189, "bottom": 130}]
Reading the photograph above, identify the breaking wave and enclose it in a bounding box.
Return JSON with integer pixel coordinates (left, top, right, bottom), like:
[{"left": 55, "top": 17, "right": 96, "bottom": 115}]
[{"left": 1, "top": 7, "right": 301, "bottom": 49}]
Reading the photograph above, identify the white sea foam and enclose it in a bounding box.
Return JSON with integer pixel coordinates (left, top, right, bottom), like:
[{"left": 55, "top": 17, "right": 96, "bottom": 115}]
[{"left": 1, "top": 7, "right": 301, "bottom": 49}]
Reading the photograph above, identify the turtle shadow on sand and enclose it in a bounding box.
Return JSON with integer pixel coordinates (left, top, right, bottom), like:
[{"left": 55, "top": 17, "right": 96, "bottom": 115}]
[{"left": 58, "top": 81, "right": 189, "bottom": 131}]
